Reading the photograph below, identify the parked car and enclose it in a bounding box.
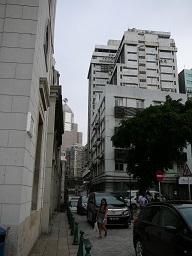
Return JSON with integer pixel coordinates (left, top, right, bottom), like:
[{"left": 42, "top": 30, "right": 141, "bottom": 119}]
[
  {"left": 124, "top": 195, "right": 139, "bottom": 210},
  {"left": 133, "top": 200, "right": 192, "bottom": 256},
  {"left": 126, "top": 190, "right": 166, "bottom": 202},
  {"left": 77, "top": 195, "right": 88, "bottom": 215},
  {"left": 87, "top": 192, "right": 131, "bottom": 227},
  {"left": 148, "top": 190, "right": 166, "bottom": 201},
  {"left": 68, "top": 197, "right": 79, "bottom": 212}
]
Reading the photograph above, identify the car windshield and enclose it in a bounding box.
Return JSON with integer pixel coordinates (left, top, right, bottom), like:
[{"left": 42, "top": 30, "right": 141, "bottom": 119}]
[
  {"left": 82, "top": 196, "right": 88, "bottom": 203},
  {"left": 96, "top": 195, "right": 125, "bottom": 206},
  {"left": 179, "top": 207, "right": 192, "bottom": 227},
  {"left": 70, "top": 200, "right": 78, "bottom": 207}
]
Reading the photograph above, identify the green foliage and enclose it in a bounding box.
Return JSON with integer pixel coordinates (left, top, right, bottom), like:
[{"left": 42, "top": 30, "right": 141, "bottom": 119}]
[{"left": 111, "top": 96, "right": 192, "bottom": 191}]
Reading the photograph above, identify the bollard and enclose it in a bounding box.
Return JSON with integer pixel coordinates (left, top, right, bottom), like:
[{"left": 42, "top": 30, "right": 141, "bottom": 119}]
[
  {"left": 69, "top": 212, "right": 73, "bottom": 229},
  {"left": 70, "top": 216, "right": 75, "bottom": 235},
  {"left": 67, "top": 207, "right": 70, "bottom": 222},
  {"left": 76, "top": 230, "right": 84, "bottom": 256},
  {"left": 85, "top": 244, "right": 91, "bottom": 256},
  {"left": 67, "top": 208, "right": 71, "bottom": 224},
  {"left": 73, "top": 222, "right": 79, "bottom": 245}
]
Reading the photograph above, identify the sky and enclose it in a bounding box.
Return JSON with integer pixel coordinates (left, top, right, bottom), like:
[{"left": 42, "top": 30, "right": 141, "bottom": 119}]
[{"left": 54, "top": 0, "right": 192, "bottom": 146}]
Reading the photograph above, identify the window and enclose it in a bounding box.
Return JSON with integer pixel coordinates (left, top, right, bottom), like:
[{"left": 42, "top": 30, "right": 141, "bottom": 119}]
[
  {"left": 115, "top": 97, "right": 123, "bottom": 106},
  {"left": 177, "top": 165, "right": 184, "bottom": 173},
  {"left": 159, "top": 207, "right": 181, "bottom": 230},
  {"left": 43, "top": 20, "right": 50, "bottom": 71},
  {"left": 115, "top": 162, "right": 124, "bottom": 171},
  {"left": 153, "top": 101, "right": 162, "bottom": 106},
  {"left": 143, "top": 206, "right": 161, "bottom": 224},
  {"left": 136, "top": 99, "right": 144, "bottom": 108}
]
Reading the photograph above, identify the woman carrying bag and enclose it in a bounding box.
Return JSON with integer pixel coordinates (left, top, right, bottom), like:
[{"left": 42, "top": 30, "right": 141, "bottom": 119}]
[{"left": 96, "top": 198, "right": 108, "bottom": 239}]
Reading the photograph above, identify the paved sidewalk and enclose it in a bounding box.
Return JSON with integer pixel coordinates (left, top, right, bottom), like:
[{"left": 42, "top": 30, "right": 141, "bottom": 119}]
[{"left": 29, "top": 212, "right": 79, "bottom": 256}]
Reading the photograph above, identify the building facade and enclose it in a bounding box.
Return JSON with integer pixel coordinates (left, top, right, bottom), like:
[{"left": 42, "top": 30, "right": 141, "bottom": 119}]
[
  {"left": 179, "top": 69, "right": 192, "bottom": 98},
  {"left": 0, "top": 1, "right": 64, "bottom": 255},
  {"left": 61, "top": 102, "right": 85, "bottom": 197},
  {"left": 89, "top": 85, "right": 189, "bottom": 198},
  {"left": 61, "top": 101, "right": 82, "bottom": 151},
  {"left": 87, "top": 40, "right": 120, "bottom": 160},
  {"left": 109, "top": 28, "right": 179, "bottom": 92},
  {"left": 87, "top": 28, "right": 190, "bottom": 199}
]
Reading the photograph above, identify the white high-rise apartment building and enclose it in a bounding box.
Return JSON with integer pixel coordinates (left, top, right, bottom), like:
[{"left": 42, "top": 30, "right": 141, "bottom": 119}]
[
  {"left": 87, "top": 28, "right": 189, "bottom": 198},
  {"left": 110, "top": 28, "right": 178, "bottom": 92},
  {"left": 87, "top": 40, "right": 120, "bottom": 155}
]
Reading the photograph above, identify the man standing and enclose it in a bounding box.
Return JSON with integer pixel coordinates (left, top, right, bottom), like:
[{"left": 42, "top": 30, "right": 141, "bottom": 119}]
[{"left": 139, "top": 192, "right": 148, "bottom": 210}]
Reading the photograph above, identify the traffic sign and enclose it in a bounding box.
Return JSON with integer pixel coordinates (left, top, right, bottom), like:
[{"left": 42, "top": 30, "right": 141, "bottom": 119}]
[
  {"left": 156, "top": 170, "right": 163, "bottom": 182},
  {"left": 183, "top": 164, "right": 192, "bottom": 176}
]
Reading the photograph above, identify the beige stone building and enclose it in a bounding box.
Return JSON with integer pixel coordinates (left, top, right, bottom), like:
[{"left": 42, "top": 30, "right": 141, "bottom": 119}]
[{"left": 0, "top": 1, "right": 63, "bottom": 255}]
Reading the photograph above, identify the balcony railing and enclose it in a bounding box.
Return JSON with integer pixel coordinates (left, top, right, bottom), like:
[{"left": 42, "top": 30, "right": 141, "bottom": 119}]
[{"left": 114, "top": 106, "right": 142, "bottom": 118}]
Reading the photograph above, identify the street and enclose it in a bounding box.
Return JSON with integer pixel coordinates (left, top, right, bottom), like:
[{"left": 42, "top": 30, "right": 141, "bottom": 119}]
[{"left": 73, "top": 212, "right": 136, "bottom": 256}]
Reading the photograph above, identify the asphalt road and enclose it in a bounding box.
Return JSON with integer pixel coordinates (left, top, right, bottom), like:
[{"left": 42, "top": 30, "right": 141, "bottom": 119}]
[{"left": 74, "top": 212, "right": 136, "bottom": 256}]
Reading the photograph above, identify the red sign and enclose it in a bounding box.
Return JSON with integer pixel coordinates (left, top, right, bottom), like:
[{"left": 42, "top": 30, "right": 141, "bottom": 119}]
[
  {"left": 183, "top": 164, "right": 192, "bottom": 176},
  {"left": 156, "top": 170, "right": 163, "bottom": 182}
]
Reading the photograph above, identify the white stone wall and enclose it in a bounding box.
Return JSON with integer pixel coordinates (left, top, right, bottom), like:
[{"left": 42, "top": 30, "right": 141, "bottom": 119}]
[{"left": 0, "top": 0, "right": 56, "bottom": 255}]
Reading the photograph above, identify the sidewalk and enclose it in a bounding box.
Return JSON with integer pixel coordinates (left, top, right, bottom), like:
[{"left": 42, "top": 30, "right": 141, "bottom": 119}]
[{"left": 29, "top": 212, "right": 79, "bottom": 256}]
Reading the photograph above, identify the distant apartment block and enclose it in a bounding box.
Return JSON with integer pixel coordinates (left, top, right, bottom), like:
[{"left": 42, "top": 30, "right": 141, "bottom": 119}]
[
  {"left": 62, "top": 101, "right": 82, "bottom": 151},
  {"left": 65, "top": 144, "right": 86, "bottom": 178},
  {"left": 179, "top": 69, "right": 192, "bottom": 98}
]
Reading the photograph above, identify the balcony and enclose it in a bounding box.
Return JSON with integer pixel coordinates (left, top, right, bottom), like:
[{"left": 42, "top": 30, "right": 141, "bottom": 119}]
[{"left": 114, "top": 106, "right": 141, "bottom": 118}]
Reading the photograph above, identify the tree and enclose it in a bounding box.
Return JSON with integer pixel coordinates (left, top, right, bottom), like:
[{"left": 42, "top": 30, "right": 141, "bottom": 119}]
[{"left": 111, "top": 96, "right": 192, "bottom": 192}]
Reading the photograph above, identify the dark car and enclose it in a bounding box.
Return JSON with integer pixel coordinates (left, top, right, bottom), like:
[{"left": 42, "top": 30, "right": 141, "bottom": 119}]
[
  {"left": 133, "top": 200, "right": 192, "bottom": 256},
  {"left": 87, "top": 192, "right": 130, "bottom": 227},
  {"left": 77, "top": 195, "right": 88, "bottom": 215}
]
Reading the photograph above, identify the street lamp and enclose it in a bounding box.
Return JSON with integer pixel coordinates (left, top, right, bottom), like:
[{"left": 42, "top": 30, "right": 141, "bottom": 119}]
[{"left": 126, "top": 166, "right": 133, "bottom": 219}]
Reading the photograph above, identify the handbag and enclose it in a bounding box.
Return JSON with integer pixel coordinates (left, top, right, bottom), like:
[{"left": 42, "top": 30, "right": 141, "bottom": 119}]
[{"left": 94, "top": 222, "right": 98, "bottom": 232}]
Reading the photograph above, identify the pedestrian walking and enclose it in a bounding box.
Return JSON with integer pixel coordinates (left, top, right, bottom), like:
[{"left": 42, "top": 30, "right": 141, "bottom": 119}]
[
  {"left": 96, "top": 198, "right": 108, "bottom": 239},
  {"left": 139, "top": 192, "right": 148, "bottom": 210}
]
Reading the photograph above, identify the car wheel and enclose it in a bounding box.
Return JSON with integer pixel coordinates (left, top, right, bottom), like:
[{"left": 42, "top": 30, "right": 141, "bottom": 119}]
[{"left": 135, "top": 238, "right": 144, "bottom": 256}]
